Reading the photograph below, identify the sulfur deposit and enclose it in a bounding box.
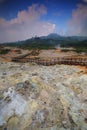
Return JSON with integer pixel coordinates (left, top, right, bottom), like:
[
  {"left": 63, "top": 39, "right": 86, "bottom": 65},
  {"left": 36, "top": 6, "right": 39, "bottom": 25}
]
[{"left": 0, "top": 62, "right": 87, "bottom": 130}]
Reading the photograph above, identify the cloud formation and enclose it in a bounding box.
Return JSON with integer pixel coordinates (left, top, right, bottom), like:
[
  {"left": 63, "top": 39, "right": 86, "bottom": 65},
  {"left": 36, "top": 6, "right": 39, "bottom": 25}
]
[
  {"left": 83, "top": 0, "right": 87, "bottom": 2},
  {"left": 0, "top": 4, "right": 55, "bottom": 43},
  {"left": 67, "top": 4, "right": 87, "bottom": 36}
]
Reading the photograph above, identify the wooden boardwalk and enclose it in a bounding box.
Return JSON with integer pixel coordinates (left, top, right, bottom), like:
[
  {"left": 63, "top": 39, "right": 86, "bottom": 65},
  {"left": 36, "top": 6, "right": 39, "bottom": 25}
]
[{"left": 12, "top": 56, "right": 87, "bottom": 66}]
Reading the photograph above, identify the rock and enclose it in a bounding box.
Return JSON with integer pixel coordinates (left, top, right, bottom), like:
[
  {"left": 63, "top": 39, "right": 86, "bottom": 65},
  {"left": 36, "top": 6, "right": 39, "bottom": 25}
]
[
  {"left": 84, "top": 118, "right": 87, "bottom": 123},
  {"left": 0, "top": 92, "right": 3, "bottom": 100},
  {"left": 3, "top": 72, "right": 6, "bottom": 75},
  {"left": 15, "top": 82, "right": 28, "bottom": 90},
  {"left": 62, "top": 121, "right": 67, "bottom": 125},
  {"left": 32, "top": 73, "right": 38, "bottom": 76},
  {"left": 0, "top": 62, "right": 87, "bottom": 130},
  {"left": 24, "top": 80, "right": 30, "bottom": 85},
  {"left": 4, "top": 96, "right": 11, "bottom": 103}
]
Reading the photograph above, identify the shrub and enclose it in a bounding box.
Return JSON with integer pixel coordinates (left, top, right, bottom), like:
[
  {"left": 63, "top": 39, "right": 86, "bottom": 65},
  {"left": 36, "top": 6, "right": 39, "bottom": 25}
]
[{"left": 0, "top": 49, "right": 10, "bottom": 54}]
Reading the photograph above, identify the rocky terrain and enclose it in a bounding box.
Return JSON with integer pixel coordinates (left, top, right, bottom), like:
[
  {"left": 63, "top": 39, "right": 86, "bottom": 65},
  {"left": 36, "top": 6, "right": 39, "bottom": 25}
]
[{"left": 0, "top": 61, "right": 87, "bottom": 130}]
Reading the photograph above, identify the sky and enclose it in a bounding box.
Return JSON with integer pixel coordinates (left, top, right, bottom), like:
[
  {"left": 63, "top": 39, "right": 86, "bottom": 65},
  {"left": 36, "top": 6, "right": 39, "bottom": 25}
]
[{"left": 0, "top": 0, "right": 87, "bottom": 42}]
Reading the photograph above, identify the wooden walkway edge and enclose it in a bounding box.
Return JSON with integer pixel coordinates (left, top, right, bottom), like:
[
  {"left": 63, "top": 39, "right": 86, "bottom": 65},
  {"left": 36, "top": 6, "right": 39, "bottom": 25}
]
[{"left": 12, "top": 57, "right": 87, "bottom": 66}]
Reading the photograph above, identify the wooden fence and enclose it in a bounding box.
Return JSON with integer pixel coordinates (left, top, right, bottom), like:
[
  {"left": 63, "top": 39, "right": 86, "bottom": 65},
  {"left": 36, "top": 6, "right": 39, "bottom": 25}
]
[{"left": 12, "top": 57, "right": 87, "bottom": 66}]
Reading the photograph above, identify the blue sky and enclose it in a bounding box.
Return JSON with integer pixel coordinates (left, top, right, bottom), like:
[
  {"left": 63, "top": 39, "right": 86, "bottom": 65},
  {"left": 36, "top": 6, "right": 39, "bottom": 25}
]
[{"left": 0, "top": 0, "right": 87, "bottom": 42}]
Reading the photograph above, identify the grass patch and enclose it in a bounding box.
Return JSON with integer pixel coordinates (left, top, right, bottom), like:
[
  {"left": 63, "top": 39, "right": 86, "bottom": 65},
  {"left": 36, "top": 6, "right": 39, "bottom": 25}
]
[{"left": 0, "top": 49, "right": 10, "bottom": 54}]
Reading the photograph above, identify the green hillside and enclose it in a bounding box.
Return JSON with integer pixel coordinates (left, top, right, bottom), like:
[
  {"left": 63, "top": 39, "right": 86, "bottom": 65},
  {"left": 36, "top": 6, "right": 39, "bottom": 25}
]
[{"left": 0, "top": 34, "right": 87, "bottom": 53}]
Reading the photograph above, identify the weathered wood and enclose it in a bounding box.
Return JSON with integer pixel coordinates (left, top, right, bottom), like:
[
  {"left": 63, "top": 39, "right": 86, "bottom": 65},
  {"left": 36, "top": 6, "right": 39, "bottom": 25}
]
[{"left": 12, "top": 57, "right": 87, "bottom": 66}]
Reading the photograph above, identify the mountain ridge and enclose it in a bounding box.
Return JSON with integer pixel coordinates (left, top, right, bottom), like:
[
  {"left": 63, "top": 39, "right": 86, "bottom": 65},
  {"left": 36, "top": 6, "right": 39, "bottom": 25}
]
[{"left": 1, "top": 33, "right": 87, "bottom": 44}]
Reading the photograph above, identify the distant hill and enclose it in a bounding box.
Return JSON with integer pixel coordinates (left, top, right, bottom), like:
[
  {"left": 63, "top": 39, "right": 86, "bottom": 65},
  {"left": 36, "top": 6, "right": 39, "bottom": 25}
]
[
  {"left": 41, "top": 33, "right": 64, "bottom": 40},
  {"left": 41, "top": 34, "right": 87, "bottom": 41},
  {"left": 1, "top": 33, "right": 87, "bottom": 44},
  {"left": 46, "top": 33, "right": 61, "bottom": 39},
  {"left": 0, "top": 33, "right": 87, "bottom": 52},
  {"left": 67, "top": 36, "right": 87, "bottom": 41}
]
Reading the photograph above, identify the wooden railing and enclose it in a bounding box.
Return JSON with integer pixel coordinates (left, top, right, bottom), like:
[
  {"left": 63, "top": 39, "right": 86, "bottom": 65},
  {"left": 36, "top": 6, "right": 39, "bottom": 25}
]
[{"left": 12, "top": 57, "right": 87, "bottom": 66}]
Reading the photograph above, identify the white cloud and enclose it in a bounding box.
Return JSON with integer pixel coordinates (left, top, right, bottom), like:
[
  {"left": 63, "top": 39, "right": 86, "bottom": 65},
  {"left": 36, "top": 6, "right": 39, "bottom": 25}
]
[
  {"left": 0, "top": 4, "right": 55, "bottom": 43},
  {"left": 66, "top": 4, "right": 87, "bottom": 36},
  {"left": 83, "top": 0, "right": 87, "bottom": 2}
]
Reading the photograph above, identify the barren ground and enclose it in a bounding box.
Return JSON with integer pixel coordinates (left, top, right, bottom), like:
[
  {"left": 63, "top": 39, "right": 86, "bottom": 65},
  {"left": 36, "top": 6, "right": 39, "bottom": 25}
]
[{"left": 0, "top": 48, "right": 87, "bottom": 130}]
